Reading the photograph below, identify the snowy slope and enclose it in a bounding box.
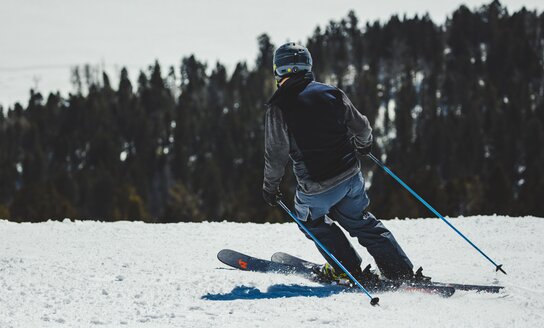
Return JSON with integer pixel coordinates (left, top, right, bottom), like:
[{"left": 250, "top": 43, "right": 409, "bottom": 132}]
[{"left": 0, "top": 216, "right": 543, "bottom": 327}]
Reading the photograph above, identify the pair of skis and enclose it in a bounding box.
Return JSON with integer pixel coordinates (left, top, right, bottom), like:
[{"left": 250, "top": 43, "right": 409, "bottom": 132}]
[{"left": 217, "top": 249, "right": 504, "bottom": 298}]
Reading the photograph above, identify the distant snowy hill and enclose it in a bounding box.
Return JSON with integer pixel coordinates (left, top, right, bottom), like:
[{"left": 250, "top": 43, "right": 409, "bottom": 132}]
[{"left": 0, "top": 216, "right": 542, "bottom": 327}]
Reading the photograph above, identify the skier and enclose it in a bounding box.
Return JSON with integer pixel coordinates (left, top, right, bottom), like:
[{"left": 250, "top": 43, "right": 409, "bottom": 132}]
[{"left": 262, "top": 42, "right": 418, "bottom": 282}]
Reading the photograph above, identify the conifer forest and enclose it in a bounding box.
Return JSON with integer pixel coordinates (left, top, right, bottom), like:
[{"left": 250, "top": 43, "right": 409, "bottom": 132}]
[{"left": 1, "top": 1, "right": 543, "bottom": 222}]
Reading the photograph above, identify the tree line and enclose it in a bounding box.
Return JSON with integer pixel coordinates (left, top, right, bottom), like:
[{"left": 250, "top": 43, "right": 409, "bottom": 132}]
[{"left": 0, "top": 1, "right": 543, "bottom": 222}]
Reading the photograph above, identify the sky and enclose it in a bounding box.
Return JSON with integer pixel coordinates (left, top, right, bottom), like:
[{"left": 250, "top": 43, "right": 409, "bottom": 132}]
[{"left": 0, "top": 0, "right": 542, "bottom": 108}]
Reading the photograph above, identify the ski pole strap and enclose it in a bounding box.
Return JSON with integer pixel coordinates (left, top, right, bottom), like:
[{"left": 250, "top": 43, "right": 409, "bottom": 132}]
[
  {"left": 367, "top": 153, "right": 506, "bottom": 275},
  {"left": 278, "top": 200, "right": 380, "bottom": 306}
]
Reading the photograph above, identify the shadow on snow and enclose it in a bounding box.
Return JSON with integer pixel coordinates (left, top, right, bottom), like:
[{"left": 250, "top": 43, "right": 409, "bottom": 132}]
[{"left": 202, "top": 284, "right": 347, "bottom": 301}]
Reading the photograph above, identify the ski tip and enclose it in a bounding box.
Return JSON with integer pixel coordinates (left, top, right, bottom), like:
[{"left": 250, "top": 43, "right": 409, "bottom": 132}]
[
  {"left": 271, "top": 252, "right": 287, "bottom": 259},
  {"left": 370, "top": 297, "right": 380, "bottom": 306},
  {"left": 496, "top": 264, "right": 506, "bottom": 275},
  {"left": 217, "top": 249, "right": 231, "bottom": 258},
  {"left": 217, "top": 249, "right": 238, "bottom": 263}
]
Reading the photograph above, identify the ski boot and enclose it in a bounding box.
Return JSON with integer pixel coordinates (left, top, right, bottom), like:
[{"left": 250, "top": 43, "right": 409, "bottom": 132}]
[
  {"left": 353, "top": 264, "right": 383, "bottom": 288},
  {"left": 312, "top": 263, "right": 382, "bottom": 288},
  {"left": 312, "top": 263, "right": 349, "bottom": 284},
  {"left": 412, "top": 266, "right": 432, "bottom": 283}
]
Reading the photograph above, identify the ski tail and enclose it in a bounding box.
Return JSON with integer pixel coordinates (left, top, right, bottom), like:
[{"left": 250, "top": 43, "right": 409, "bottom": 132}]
[{"left": 429, "top": 281, "right": 503, "bottom": 293}]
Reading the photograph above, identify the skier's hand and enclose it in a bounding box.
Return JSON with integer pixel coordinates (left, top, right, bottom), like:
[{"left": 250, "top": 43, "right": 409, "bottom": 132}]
[
  {"left": 356, "top": 143, "right": 372, "bottom": 156},
  {"left": 262, "top": 188, "right": 283, "bottom": 206},
  {"left": 352, "top": 136, "right": 373, "bottom": 157}
]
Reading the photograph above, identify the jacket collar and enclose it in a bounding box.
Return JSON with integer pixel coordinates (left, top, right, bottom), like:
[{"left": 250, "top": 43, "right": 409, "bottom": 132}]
[{"left": 267, "top": 71, "right": 314, "bottom": 107}]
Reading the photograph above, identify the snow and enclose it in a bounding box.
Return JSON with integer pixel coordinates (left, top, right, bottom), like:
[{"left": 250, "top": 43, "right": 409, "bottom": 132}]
[{"left": 0, "top": 216, "right": 543, "bottom": 327}]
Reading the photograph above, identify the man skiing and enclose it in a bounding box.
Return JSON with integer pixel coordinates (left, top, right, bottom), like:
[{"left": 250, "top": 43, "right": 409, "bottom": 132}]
[{"left": 262, "top": 42, "right": 417, "bottom": 282}]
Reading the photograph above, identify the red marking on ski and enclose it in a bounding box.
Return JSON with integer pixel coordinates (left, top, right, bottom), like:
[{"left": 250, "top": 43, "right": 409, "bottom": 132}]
[{"left": 238, "top": 259, "right": 248, "bottom": 269}]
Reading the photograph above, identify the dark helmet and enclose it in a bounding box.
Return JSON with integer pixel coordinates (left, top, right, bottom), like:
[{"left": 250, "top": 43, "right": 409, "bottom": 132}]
[{"left": 273, "top": 42, "right": 313, "bottom": 82}]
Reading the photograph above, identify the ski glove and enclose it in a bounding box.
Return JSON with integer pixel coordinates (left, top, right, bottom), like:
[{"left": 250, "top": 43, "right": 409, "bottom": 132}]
[
  {"left": 352, "top": 136, "right": 373, "bottom": 157},
  {"left": 263, "top": 188, "right": 283, "bottom": 206},
  {"left": 356, "top": 143, "right": 372, "bottom": 156}
]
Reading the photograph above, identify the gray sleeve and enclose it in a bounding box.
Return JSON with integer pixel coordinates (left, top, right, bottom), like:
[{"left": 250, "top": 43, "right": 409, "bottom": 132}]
[
  {"left": 341, "top": 90, "right": 373, "bottom": 148},
  {"left": 263, "top": 105, "right": 290, "bottom": 193}
]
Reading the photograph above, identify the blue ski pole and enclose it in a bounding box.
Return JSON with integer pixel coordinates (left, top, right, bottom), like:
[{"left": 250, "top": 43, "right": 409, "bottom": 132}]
[
  {"left": 367, "top": 153, "right": 506, "bottom": 275},
  {"left": 278, "top": 200, "right": 380, "bottom": 306}
]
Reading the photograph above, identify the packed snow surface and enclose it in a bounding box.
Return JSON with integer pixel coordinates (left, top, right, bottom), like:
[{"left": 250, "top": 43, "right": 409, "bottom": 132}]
[{"left": 0, "top": 216, "right": 543, "bottom": 327}]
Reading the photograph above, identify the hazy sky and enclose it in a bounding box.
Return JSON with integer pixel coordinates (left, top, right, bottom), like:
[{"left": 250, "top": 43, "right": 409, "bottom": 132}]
[{"left": 1, "top": 0, "right": 542, "bottom": 107}]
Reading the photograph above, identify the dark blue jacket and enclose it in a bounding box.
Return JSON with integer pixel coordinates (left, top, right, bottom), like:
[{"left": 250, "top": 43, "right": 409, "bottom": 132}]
[{"left": 263, "top": 73, "right": 372, "bottom": 194}]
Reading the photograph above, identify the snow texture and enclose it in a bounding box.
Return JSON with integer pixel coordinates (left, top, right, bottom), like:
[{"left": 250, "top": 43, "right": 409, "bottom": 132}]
[{"left": 0, "top": 216, "right": 543, "bottom": 327}]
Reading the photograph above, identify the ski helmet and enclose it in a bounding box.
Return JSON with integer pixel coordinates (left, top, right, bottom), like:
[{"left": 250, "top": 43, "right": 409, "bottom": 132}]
[{"left": 273, "top": 42, "right": 312, "bottom": 82}]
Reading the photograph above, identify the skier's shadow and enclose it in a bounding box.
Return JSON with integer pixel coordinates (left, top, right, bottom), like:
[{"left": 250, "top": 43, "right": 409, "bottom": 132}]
[{"left": 202, "top": 284, "right": 346, "bottom": 301}]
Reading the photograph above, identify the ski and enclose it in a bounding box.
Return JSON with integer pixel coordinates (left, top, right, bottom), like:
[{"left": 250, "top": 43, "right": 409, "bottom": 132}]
[
  {"left": 218, "top": 249, "right": 455, "bottom": 297},
  {"left": 218, "top": 249, "right": 312, "bottom": 276},
  {"left": 271, "top": 251, "right": 504, "bottom": 294}
]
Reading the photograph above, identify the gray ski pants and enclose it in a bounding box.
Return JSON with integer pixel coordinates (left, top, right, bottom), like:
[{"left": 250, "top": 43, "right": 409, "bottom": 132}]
[{"left": 294, "top": 172, "right": 414, "bottom": 279}]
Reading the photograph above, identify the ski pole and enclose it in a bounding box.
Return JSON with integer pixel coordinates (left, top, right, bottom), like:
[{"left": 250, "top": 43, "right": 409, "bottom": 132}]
[
  {"left": 367, "top": 153, "right": 506, "bottom": 275},
  {"left": 278, "top": 200, "right": 380, "bottom": 306}
]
